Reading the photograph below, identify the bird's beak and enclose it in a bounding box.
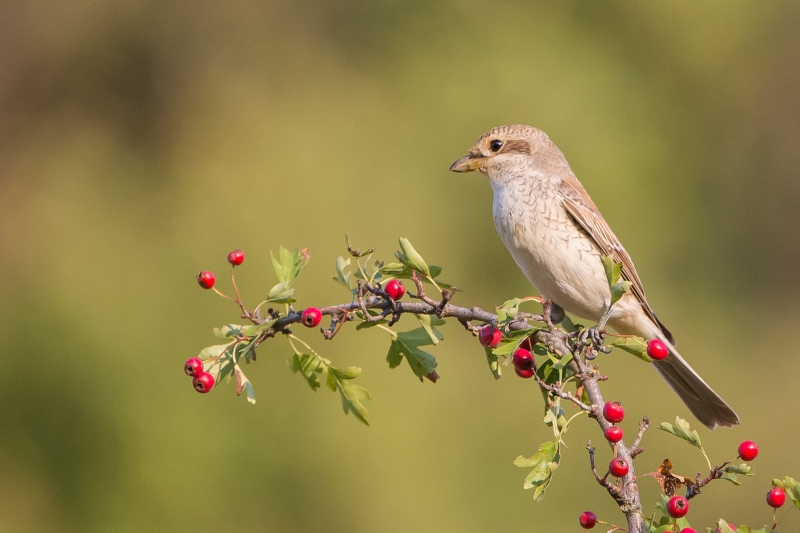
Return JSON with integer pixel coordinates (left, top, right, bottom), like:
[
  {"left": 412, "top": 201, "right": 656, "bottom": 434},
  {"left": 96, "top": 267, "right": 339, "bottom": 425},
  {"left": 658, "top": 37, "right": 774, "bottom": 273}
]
[{"left": 449, "top": 154, "right": 486, "bottom": 173}]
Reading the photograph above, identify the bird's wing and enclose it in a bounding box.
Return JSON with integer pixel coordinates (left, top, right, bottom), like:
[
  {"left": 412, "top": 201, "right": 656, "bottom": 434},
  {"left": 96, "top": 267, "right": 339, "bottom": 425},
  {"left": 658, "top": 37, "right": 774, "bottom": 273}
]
[{"left": 558, "top": 175, "right": 674, "bottom": 344}]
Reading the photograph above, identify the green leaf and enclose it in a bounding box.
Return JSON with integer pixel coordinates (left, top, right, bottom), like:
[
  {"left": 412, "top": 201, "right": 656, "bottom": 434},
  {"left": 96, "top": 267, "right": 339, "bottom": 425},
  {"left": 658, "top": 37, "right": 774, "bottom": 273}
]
[
  {"left": 385, "top": 327, "right": 439, "bottom": 379},
  {"left": 773, "top": 476, "right": 800, "bottom": 509},
  {"left": 720, "top": 462, "right": 753, "bottom": 486},
  {"left": 336, "top": 380, "right": 371, "bottom": 426},
  {"left": 416, "top": 314, "right": 445, "bottom": 345},
  {"left": 543, "top": 404, "right": 567, "bottom": 432},
  {"left": 484, "top": 347, "right": 502, "bottom": 379},
  {"left": 332, "top": 256, "right": 354, "bottom": 290},
  {"left": 514, "top": 440, "right": 560, "bottom": 502},
  {"left": 724, "top": 463, "right": 753, "bottom": 475},
  {"left": 326, "top": 363, "right": 370, "bottom": 426},
  {"left": 197, "top": 344, "right": 230, "bottom": 360},
  {"left": 609, "top": 280, "right": 632, "bottom": 307},
  {"left": 378, "top": 261, "right": 448, "bottom": 287},
  {"left": 214, "top": 324, "right": 243, "bottom": 339},
  {"left": 491, "top": 337, "right": 524, "bottom": 356},
  {"left": 602, "top": 255, "right": 623, "bottom": 287},
  {"left": 240, "top": 320, "right": 277, "bottom": 338},
  {"left": 355, "top": 315, "right": 389, "bottom": 330},
  {"left": 536, "top": 358, "right": 558, "bottom": 385},
  {"left": 658, "top": 416, "right": 703, "bottom": 451},
  {"left": 328, "top": 365, "right": 362, "bottom": 381},
  {"left": 496, "top": 297, "right": 540, "bottom": 323},
  {"left": 715, "top": 520, "right": 736, "bottom": 533},
  {"left": 271, "top": 246, "right": 309, "bottom": 285},
  {"left": 386, "top": 340, "right": 404, "bottom": 368},
  {"left": 288, "top": 352, "right": 325, "bottom": 391},
  {"left": 266, "top": 281, "right": 296, "bottom": 303},
  {"left": 552, "top": 352, "right": 573, "bottom": 371},
  {"left": 560, "top": 315, "right": 578, "bottom": 333},
  {"left": 601, "top": 256, "right": 632, "bottom": 307},
  {"left": 609, "top": 335, "right": 651, "bottom": 361},
  {"left": 396, "top": 238, "right": 431, "bottom": 277},
  {"left": 233, "top": 363, "right": 256, "bottom": 405}
]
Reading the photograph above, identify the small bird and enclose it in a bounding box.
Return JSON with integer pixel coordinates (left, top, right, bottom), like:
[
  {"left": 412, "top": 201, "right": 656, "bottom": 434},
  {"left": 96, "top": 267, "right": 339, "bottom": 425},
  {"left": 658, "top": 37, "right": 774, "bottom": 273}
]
[{"left": 450, "top": 125, "right": 739, "bottom": 429}]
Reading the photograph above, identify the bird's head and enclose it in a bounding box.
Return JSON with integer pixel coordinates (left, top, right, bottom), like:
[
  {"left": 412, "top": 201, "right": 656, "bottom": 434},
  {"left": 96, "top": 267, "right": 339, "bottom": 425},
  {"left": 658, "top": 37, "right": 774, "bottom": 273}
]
[{"left": 449, "top": 125, "right": 554, "bottom": 177}]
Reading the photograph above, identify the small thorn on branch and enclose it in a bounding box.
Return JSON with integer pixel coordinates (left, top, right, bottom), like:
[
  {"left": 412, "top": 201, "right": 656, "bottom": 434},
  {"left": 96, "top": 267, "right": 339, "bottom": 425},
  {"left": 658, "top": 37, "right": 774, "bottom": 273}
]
[
  {"left": 587, "top": 443, "right": 621, "bottom": 496},
  {"left": 630, "top": 417, "right": 650, "bottom": 457}
]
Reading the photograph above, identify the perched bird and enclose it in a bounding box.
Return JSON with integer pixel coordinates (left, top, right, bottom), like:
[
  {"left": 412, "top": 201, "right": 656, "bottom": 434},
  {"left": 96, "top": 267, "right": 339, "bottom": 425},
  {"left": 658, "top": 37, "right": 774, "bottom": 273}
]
[{"left": 450, "top": 125, "right": 738, "bottom": 429}]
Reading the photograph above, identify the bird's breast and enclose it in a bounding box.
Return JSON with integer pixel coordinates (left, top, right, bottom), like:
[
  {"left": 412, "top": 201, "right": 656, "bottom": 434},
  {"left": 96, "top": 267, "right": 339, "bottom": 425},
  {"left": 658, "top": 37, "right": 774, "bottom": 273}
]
[{"left": 490, "top": 176, "right": 610, "bottom": 322}]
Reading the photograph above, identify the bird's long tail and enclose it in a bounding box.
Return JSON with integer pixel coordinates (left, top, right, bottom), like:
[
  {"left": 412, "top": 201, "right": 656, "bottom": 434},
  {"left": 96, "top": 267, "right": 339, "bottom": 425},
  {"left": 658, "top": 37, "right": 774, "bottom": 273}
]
[{"left": 651, "top": 332, "right": 739, "bottom": 429}]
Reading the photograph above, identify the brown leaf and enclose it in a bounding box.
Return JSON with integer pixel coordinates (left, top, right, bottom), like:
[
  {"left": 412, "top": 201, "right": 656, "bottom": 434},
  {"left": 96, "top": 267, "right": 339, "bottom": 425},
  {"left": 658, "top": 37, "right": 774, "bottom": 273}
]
[{"left": 646, "top": 459, "right": 693, "bottom": 496}]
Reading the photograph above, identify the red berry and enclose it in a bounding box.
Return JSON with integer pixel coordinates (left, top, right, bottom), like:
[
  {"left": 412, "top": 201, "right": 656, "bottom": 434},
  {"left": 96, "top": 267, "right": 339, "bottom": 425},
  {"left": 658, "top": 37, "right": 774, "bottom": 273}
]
[
  {"left": 680, "top": 529, "right": 698, "bottom": 533},
  {"left": 184, "top": 357, "right": 204, "bottom": 377},
  {"left": 227, "top": 249, "right": 245, "bottom": 266},
  {"left": 301, "top": 307, "right": 322, "bottom": 328},
  {"left": 197, "top": 271, "right": 215, "bottom": 289},
  {"left": 647, "top": 339, "right": 669, "bottom": 360},
  {"left": 604, "top": 426, "right": 623, "bottom": 443},
  {"left": 767, "top": 487, "right": 786, "bottom": 508},
  {"left": 738, "top": 440, "right": 758, "bottom": 461},
  {"left": 608, "top": 457, "right": 629, "bottom": 478},
  {"left": 192, "top": 371, "right": 215, "bottom": 393},
  {"left": 385, "top": 279, "right": 406, "bottom": 300},
  {"left": 512, "top": 348, "right": 534, "bottom": 371},
  {"left": 478, "top": 325, "right": 502, "bottom": 348},
  {"left": 579, "top": 511, "right": 597, "bottom": 529},
  {"left": 666, "top": 495, "right": 689, "bottom": 518},
  {"left": 603, "top": 402, "right": 625, "bottom": 424},
  {"left": 514, "top": 366, "right": 535, "bottom": 379}
]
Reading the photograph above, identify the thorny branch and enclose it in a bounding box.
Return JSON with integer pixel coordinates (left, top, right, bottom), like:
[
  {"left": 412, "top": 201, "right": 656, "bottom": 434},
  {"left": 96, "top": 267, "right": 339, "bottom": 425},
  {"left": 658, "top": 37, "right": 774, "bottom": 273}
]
[
  {"left": 220, "top": 270, "right": 669, "bottom": 533},
  {"left": 685, "top": 460, "right": 733, "bottom": 500},
  {"left": 531, "top": 324, "right": 645, "bottom": 533}
]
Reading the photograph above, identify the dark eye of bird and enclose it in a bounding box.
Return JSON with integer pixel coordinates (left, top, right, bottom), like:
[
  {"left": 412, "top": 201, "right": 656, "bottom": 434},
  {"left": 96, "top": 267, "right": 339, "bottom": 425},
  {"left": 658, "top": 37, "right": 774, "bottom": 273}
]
[{"left": 489, "top": 139, "right": 503, "bottom": 152}]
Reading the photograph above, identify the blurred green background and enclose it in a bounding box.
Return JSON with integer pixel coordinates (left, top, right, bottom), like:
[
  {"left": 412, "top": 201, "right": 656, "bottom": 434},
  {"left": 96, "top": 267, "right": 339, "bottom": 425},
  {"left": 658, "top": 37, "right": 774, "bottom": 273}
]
[{"left": 2, "top": 1, "right": 799, "bottom": 531}]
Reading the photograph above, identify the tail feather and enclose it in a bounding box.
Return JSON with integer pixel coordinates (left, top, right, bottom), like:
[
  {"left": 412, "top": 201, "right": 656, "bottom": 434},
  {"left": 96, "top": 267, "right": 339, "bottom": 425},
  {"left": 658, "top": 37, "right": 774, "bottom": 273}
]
[{"left": 652, "top": 335, "right": 739, "bottom": 429}]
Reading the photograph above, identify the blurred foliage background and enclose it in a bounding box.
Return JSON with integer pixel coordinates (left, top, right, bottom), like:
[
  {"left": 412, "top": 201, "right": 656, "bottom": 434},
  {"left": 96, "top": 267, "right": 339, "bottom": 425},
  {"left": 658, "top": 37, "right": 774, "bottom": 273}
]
[{"left": 1, "top": 1, "right": 799, "bottom": 531}]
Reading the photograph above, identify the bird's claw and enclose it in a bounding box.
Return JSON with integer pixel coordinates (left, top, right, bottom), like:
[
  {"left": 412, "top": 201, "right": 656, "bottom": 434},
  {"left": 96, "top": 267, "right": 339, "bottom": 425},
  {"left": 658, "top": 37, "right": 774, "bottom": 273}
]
[{"left": 579, "top": 326, "right": 610, "bottom": 358}]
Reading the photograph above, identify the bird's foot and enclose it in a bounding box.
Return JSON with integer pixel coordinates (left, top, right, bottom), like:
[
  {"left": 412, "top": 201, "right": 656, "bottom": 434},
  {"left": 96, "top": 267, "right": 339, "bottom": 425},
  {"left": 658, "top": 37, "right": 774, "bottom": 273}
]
[{"left": 578, "top": 326, "right": 611, "bottom": 359}]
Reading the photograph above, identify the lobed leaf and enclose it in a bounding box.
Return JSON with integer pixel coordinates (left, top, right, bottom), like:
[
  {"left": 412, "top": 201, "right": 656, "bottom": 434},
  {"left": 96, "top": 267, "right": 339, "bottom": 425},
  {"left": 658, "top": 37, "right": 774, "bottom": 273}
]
[
  {"left": 658, "top": 416, "right": 703, "bottom": 451},
  {"left": 513, "top": 439, "right": 560, "bottom": 502},
  {"left": 386, "top": 332, "right": 439, "bottom": 380},
  {"left": 336, "top": 380, "right": 371, "bottom": 426},
  {"left": 288, "top": 352, "right": 325, "bottom": 391},
  {"left": 271, "top": 246, "right": 309, "bottom": 285},
  {"left": 332, "top": 256, "right": 354, "bottom": 290}
]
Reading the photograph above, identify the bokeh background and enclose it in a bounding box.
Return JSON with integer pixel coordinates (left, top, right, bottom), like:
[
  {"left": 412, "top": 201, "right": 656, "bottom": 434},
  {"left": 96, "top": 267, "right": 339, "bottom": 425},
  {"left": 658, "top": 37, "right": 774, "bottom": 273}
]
[{"left": 2, "top": 1, "right": 799, "bottom": 531}]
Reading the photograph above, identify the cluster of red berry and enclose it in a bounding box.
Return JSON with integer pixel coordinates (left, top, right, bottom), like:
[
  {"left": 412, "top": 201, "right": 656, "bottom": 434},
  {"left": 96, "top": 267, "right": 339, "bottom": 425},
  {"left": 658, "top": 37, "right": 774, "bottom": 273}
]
[
  {"left": 187, "top": 249, "right": 248, "bottom": 393},
  {"left": 184, "top": 357, "right": 215, "bottom": 393},
  {"left": 195, "top": 249, "right": 245, "bottom": 291},
  {"left": 476, "top": 327, "right": 672, "bottom": 383},
  {"left": 579, "top": 439, "right": 781, "bottom": 531},
  {"left": 602, "top": 401, "right": 630, "bottom": 479},
  {"left": 477, "top": 325, "right": 536, "bottom": 378}
]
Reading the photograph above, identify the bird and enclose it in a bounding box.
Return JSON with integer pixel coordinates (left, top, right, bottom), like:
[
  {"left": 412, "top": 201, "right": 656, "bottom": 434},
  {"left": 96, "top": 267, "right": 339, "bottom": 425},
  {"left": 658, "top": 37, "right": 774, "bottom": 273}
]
[{"left": 450, "top": 124, "right": 739, "bottom": 429}]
